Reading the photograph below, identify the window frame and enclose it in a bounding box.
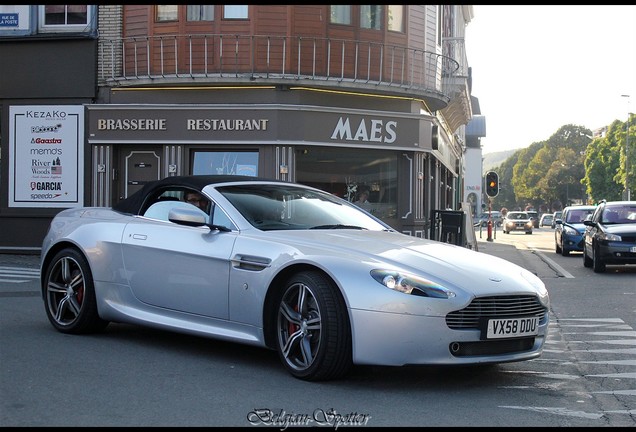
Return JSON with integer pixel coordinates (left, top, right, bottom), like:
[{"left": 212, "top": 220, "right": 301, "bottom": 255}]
[
  {"left": 155, "top": 5, "right": 178, "bottom": 22},
  {"left": 37, "top": 5, "right": 95, "bottom": 33},
  {"left": 387, "top": 5, "right": 404, "bottom": 33},
  {"left": 187, "top": 5, "right": 214, "bottom": 22},
  {"left": 360, "top": 5, "right": 382, "bottom": 30},
  {"left": 330, "top": 5, "right": 352, "bottom": 25},
  {"left": 223, "top": 5, "right": 248, "bottom": 20}
]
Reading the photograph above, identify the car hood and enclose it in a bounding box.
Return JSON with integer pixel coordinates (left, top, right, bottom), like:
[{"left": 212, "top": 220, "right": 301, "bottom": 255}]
[
  {"left": 566, "top": 222, "right": 587, "bottom": 232},
  {"left": 604, "top": 223, "right": 636, "bottom": 235},
  {"left": 263, "top": 230, "right": 541, "bottom": 295}
]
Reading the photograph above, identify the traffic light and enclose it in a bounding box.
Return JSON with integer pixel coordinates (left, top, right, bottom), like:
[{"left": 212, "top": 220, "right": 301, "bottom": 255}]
[{"left": 486, "top": 171, "right": 499, "bottom": 197}]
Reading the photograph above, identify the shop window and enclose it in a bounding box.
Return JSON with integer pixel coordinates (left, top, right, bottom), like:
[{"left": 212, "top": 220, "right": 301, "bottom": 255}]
[
  {"left": 387, "top": 5, "right": 404, "bottom": 33},
  {"left": 330, "top": 5, "right": 351, "bottom": 25},
  {"left": 192, "top": 151, "right": 258, "bottom": 176},
  {"left": 156, "top": 5, "right": 178, "bottom": 22},
  {"left": 187, "top": 5, "right": 214, "bottom": 21},
  {"left": 223, "top": 5, "right": 248, "bottom": 19},
  {"left": 360, "top": 5, "right": 382, "bottom": 30},
  {"left": 38, "top": 5, "right": 94, "bottom": 32},
  {"left": 296, "top": 147, "right": 398, "bottom": 226}
]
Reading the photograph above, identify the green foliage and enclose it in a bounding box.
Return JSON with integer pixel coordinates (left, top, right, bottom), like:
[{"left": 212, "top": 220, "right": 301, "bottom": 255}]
[
  {"left": 584, "top": 115, "right": 635, "bottom": 201},
  {"left": 493, "top": 120, "right": 636, "bottom": 211},
  {"left": 492, "top": 121, "right": 634, "bottom": 211}
]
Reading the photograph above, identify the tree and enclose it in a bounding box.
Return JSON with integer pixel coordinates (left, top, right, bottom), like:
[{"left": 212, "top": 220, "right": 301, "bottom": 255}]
[{"left": 583, "top": 120, "right": 624, "bottom": 202}]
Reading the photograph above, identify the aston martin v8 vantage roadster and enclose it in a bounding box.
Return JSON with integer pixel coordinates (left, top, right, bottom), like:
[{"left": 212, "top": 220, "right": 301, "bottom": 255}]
[{"left": 41, "top": 175, "right": 550, "bottom": 381}]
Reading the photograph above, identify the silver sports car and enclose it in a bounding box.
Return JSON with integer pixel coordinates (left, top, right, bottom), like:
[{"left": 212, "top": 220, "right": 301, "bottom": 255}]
[{"left": 41, "top": 175, "right": 550, "bottom": 381}]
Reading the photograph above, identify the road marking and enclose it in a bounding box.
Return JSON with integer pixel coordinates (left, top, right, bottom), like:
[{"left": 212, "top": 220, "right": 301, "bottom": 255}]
[
  {"left": 0, "top": 266, "right": 40, "bottom": 283},
  {"left": 501, "top": 317, "right": 636, "bottom": 421},
  {"left": 530, "top": 247, "right": 574, "bottom": 278},
  {"left": 499, "top": 406, "right": 603, "bottom": 420}
]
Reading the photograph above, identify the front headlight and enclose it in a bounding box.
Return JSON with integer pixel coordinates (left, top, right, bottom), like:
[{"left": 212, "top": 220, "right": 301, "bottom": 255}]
[
  {"left": 599, "top": 232, "right": 622, "bottom": 241},
  {"left": 520, "top": 269, "right": 549, "bottom": 307},
  {"left": 563, "top": 225, "right": 578, "bottom": 235},
  {"left": 371, "top": 270, "right": 456, "bottom": 299}
]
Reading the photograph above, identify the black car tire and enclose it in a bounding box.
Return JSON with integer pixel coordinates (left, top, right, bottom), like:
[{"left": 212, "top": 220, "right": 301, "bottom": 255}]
[
  {"left": 592, "top": 243, "right": 606, "bottom": 273},
  {"left": 43, "top": 248, "right": 109, "bottom": 334},
  {"left": 275, "top": 270, "right": 352, "bottom": 381},
  {"left": 560, "top": 242, "right": 570, "bottom": 257},
  {"left": 583, "top": 245, "right": 593, "bottom": 268}
]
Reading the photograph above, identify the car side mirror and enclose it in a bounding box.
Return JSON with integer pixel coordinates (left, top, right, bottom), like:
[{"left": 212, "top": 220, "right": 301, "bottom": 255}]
[{"left": 169, "top": 207, "right": 208, "bottom": 227}]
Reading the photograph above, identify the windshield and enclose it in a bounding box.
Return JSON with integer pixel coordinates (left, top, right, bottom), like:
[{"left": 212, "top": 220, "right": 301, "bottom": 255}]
[
  {"left": 217, "top": 184, "right": 391, "bottom": 231},
  {"left": 508, "top": 212, "right": 528, "bottom": 219},
  {"left": 602, "top": 204, "right": 636, "bottom": 224},
  {"left": 566, "top": 208, "right": 595, "bottom": 223}
]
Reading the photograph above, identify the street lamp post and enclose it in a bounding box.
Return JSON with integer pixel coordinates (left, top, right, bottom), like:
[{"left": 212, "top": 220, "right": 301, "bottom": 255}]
[{"left": 621, "top": 94, "right": 631, "bottom": 201}]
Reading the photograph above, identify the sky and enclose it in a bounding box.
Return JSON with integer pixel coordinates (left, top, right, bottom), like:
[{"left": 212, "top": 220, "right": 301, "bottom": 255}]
[{"left": 464, "top": 5, "right": 636, "bottom": 155}]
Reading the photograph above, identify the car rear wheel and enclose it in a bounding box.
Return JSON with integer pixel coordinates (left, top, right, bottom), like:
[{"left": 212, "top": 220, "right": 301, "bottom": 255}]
[
  {"left": 592, "top": 243, "right": 606, "bottom": 273},
  {"left": 43, "top": 248, "right": 109, "bottom": 334},
  {"left": 275, "top": 270, "right": 352, "bottom": 381}
]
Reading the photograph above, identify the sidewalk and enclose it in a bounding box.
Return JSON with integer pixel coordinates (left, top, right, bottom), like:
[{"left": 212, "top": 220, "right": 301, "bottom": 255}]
[
  {"left": 0, "top": 253, "right": 40, "bottom": 268},
  {"left": 476, "top": 238, "right": 558, "bottom": 279}
]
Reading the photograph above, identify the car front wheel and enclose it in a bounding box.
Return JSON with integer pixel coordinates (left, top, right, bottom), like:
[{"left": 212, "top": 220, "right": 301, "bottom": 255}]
[
  {"left": 275, "top": 270, "right": 352, "bottom": 381},
  {"left": 43, "top": 248, "right": 109, "bottom": 334},
  {"left": 583, "top": 245, "right": 593, "bottom": 268},
  {"left": 560, "top": 242, "right": 570, "bottom": 256},
  {"left": 592, "top": 243, "right": 606, "bottom": 273}
]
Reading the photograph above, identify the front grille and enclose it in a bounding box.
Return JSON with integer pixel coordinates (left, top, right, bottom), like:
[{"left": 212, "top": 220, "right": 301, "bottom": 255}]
[{"left": 446, "top": 295, "right": 547, "bottom": 330}]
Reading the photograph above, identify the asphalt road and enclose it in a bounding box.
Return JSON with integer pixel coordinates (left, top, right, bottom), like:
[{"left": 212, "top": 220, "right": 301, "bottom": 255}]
[{"left": 1, "top": 231, "right": 634, "bottom": 427}]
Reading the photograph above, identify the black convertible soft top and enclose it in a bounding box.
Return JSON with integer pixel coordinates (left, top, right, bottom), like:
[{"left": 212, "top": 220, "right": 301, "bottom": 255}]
[{"left": 112, "top": 174, "right": 275, "bottom": 215}]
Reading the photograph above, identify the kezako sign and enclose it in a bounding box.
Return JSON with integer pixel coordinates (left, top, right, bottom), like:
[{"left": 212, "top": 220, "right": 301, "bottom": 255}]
[{"left": 9, "top": 105, "right": 84, "bottom": 208}]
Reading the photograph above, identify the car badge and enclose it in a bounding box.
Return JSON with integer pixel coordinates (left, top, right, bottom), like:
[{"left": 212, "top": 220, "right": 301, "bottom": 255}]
[{"left": 489, "top": 277, "right": 502, "bottom": 282}]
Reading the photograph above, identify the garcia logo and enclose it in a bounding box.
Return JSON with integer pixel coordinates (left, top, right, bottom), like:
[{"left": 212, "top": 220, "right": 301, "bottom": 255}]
[{"left": 30, "top": 181, "right": 62, "bottom": 191}]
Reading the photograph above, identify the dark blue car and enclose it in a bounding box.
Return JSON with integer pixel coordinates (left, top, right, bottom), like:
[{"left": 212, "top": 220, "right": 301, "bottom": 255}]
[{"left": 554, "top": 205, "right": 596, "bottom": 256}]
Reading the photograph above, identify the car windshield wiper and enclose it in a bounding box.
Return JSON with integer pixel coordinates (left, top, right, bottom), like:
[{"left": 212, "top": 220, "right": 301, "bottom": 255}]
[{"left": 310, "top": 224, "right": 367, "bottom": 230}]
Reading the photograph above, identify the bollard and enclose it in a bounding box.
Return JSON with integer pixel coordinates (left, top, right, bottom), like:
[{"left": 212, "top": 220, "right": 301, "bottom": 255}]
[{"left": 487, "top": 220, "right": 493, "bottom": 242}]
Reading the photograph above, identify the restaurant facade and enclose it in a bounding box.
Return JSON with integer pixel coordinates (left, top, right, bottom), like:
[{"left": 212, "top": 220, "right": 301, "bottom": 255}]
[{"left": 0, "top": 5, "right": 477, "bottom": 252}]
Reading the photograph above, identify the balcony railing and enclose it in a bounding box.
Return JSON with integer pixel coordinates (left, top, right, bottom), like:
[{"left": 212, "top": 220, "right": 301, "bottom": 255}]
[{"left": 99, "top": 34, "right": 461, "bottom": 107}]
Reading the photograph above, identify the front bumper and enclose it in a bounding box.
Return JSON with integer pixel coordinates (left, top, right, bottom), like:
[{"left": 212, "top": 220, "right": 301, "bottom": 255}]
[{"left": 349, "top": 309, "right": 549, "bottom": 366}]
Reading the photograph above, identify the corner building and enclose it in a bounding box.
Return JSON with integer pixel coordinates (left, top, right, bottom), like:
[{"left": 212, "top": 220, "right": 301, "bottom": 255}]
[{"left": 0, "top": 5, "right": 477, "bottom": 250}]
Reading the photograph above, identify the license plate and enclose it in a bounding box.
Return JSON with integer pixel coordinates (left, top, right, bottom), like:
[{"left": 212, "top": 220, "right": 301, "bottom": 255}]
[
  {"left": 631, "top": 246, "right": 636, "bottom": 253},
  {"left": 486, "top": 317, "right": 539, "bottom": 339}
]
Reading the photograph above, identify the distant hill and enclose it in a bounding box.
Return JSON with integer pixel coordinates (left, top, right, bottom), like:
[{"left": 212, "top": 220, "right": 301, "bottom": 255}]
[{"left": 482, "top": 149, "right": 519, "bottom": 173}]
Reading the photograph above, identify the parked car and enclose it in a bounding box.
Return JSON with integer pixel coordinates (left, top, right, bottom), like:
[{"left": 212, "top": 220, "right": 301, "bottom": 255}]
[
  {"left": 551, "top": 211, "right": 563, "bottom": 229},
  {"left": 526, "top": 210, "right": 539, "bottom": 228},
  {"left": 473, "top": 210, "right": 502, "bottom": 227},
  {"left": 39, "top": 175, "right": 550, "bottom": 381},
  {"left": 582, "top": 200, "right": 636, "bottom": 272},
  {"left": 502, "top": 211, "right": 533, "bottom": 234},
  {"left": 539, "top": 213, "right": 554, "bottom": 227},
  {"left": 554, "top": 205, "right": 597, "bottom": 256}
]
